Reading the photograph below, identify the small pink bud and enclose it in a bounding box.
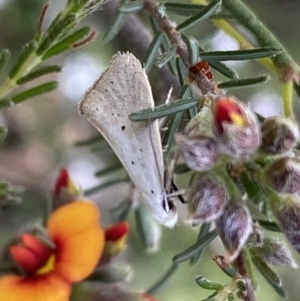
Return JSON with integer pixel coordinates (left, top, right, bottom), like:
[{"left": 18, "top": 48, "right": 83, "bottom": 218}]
[
  {"left": 103, "top": 222, "right": 129, "bottom": 258},
  {"left": 267, "top": 157, "right": 300, "bottom": 194},
  {"left": 213, "top": 96, "right": 260, "bottom": 159},
  {"left": 215, "top": 202, "right": 252, "bottom": 261},
  {"left": 175, "top": 134, "right": 219, "bottom": 171},
  {"left": 187, "top": 172, "right": 227, "bottom": 223},
  {"left": 251, "top": 237, "right": 297, "bottom": 268},
  {"left": 53, "top": 168, "right": 81, "bottom": 207},
  {"left": 261, "top": 116, "right": 299, "bottom": 154}
]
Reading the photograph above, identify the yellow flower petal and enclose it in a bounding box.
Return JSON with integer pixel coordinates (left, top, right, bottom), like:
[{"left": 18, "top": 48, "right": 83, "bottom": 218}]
[
  {"left": 0, "top": 273, "right": 70, "bottom": 301},
  {"left": 47, "top": 201, "right": 104, "bottom": 282}
]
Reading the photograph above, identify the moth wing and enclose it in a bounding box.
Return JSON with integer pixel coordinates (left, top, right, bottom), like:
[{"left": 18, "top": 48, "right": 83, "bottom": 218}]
[{"left": 79, "top": 52, "right": 177, "bottom": 226}]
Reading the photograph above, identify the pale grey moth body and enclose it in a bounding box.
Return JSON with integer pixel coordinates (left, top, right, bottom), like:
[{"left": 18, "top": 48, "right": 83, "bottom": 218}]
[{"left": 79, "top": 52, "right": 178, "bottom": 227}]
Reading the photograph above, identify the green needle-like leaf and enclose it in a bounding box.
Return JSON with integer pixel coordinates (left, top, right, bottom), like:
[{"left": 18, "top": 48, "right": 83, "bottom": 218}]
[
  {"left": 84, "top": 178, "right": 130, "bottom": 196},
  {"left": 146, "top": 263, "right": 179, "bottom": 295},
  {"left": 190, "top": 222, "right": 211, "bottom": 265},
  {"left": 74, "top": 135, "right": 103, "bottom": 147},
  {"left": 9, "top": 41, "right": 38, "bottom": 79},
  {"left": 187, "top": 36, "right": 199, "bottom": 65},
  {"left": 198, "top": 46, "right": 238, "bottom": 79},
  {"left": 42, "top": 27, "right": 91, "bottom": 60},
  {"left": 174, "top": 163, "right": 190, "bottom": 174},
  {"left": 195, "top": 275, "right": 223, "bottom": 290},
  {"left": 176, "top": 0, "right": 222, "bottom": 32},
  {"left": 250, "top": 250, "right": 287, "bottom": 297},
  {"left": 0, "top": 49, "right": 11, "bottom": 75},
  {"left": 256, "top": 219, "right": 280, "bottom": 232},
  {"left": 36, "top": 14, "right": 76, "bottom": 55},
  {"left": 172, "top": 230, "right": 217, "bottom": 263},
  {"left": 239, "top": 170, "right": 267, "bottom": 207},
  {"left": 154, "top": 45, "right": 177, "bottom": 69},
  {"left": 129, "top": 97, "right": 199, "bottom": 122},
  {"left": 110, "top": 199, "right": 132, "bottom": 222},
  {"left": 144, "top": 31, "right": 164, "bottom": 73},
  {"left": 11, "top": 81, "right": 58, "bottom": 104},
  {"left": 176, "top": 58, "right": 196, "bottom": 118},
  {"left": 208, "top": 60, "right": 239, "bottom": 79},
  {"left": 94, "top": 163, "right": 123, "bottom": 177},
  {"left": 162, "top": 85, "right": 191, "bottom": 159},
  {"left": 217, "top": 75, "right": 269, "bottom": 89},
  {"left": 118, "top": 0, "right": 144, "bottom": 13},
  {"left": 164, "top": 2, "right": 206, "bottom": 15},
  {"left": 164, "top": 2, "right": 232, "bottom": 19},
  {"left": 16, "top": 65, "right": 62, "bottom": 85},
  {"left": 200, "top": 46, "right": 281, "bottom": 61},
  {"left": 161, "top": 33, "right": 177, "bottom": 75},
  {"left": 176, "top": 57, "right": 188, "bottom": 86},
  {"left": 103, "top": 0, "right": 131, "bottom": 43}
]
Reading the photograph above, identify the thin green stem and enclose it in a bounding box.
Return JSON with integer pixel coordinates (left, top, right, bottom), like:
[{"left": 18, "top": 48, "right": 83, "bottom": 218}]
[
  {"left": 282, "top": 80, "right": 294, "bottom": 120},
  {"left": 221, "top": 0, "right": 299, "bottom": 82},
  {"left": 244, "top": 248, "right": 258, "bottom": 290},
  {"left": 0, "top": 52, "right": 42, "bottom": 99},
  {"left": 146, "top": 263, "right": 179, "bottom": 295}
]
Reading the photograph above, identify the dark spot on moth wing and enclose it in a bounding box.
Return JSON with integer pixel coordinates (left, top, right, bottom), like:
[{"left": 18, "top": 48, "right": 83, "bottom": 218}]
[
  {"left": 140, "top": 149, "right": 143, "bottom": 152},
  {"left": 131, "top": 161, "right": 135, "bottom": 165},
  {"left": 151, "top": 190, "right": 154, "bottom": 194},
  {"left": 121, "top": 126, "right": 126, "bottom": 131}
]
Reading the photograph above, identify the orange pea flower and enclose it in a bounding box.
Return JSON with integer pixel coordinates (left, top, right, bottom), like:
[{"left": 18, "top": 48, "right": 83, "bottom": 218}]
[{"left": 0, "top": 201, "right": 104, "bottom": 301}]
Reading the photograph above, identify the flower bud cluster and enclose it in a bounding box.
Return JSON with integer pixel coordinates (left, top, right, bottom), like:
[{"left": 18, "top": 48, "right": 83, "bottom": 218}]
[
  {"left": 176, "top": 96, "right": 260, "bottom": 261},
  {"left": 176, "top": 96, "right": 261, "bottom": 171},
  {"left": 175, "top": 94, "right": 300, "bottom": 267}
]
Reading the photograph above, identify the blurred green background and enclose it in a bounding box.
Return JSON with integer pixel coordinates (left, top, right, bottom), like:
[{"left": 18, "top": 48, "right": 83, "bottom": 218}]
[{"left": 0, "top": 0, "right": 300, "bottom": 300}]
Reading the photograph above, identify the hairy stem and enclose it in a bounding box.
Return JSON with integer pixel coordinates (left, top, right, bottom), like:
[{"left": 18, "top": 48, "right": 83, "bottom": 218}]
[
  {"left": 221, "top": 0, "right": 299, "bottom": 83},
  {"left": 143, "top": 0, "right": 219, "bottom": 95},
  {"left": 234, "top": 251, "right": 257, "bottom": 301}
]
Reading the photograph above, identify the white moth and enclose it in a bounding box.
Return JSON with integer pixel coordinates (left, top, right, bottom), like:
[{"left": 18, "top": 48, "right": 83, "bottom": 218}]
[{"left": 78, "top": 52, "right": 178, "bottom": 227}]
